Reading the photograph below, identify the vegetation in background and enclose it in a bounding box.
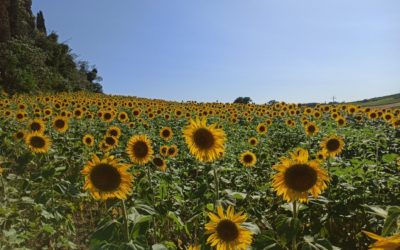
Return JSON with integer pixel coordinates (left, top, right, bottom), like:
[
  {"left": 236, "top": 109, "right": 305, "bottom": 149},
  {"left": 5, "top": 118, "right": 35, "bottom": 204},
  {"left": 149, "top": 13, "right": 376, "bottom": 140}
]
[{"left": 0, "top": 0, "right": 102, "bottom": 95}]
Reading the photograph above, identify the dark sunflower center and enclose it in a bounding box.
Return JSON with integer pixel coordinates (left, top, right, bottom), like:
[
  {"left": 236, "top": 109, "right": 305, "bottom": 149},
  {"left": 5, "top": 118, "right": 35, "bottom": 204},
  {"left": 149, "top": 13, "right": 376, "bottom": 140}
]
[
  {"left": 89, "top": 164, "right": 121, "bottom": 191},
  {"left": 16, "top": 132, "right": 24, "bottom": 139},
  {"left": 338, "top": 119, "right": 344, "bottom": 125},
  {"left": 284, "top": 164, "right": 318, "bottom": 192},
  {"left": 168, "top": 148, "right": 175, "bottom": 155},
  {"left": 250, "top": 139, "right": 256, "bottom": 145},
  {"left": 193, "top": 128, "right": 215, "bottom": 150},
  {"left": 30, "top": 136, "right": 45, "bottom": 148},
  {"left": 326, "top": 139, "right": 340, "bottom": 152},
  {"left": 243, "top": 154, "right": 253, "bottom": 163},
  {"left": 85, "top": 137, "right": 92, "bottom": 144},
  {"left": 120, "top": 114, "right": 126, "bottom": 119},
  {"left": 133, "top": 141, "right": 149, "bottom": 158},
  {"left": 162, "top": 129, "right": 171, "bottom": 137},
  {"left": 216, "top": 219, "right": 239, "bottom": 242},
  {"left": 55, "top": 119, "right": 65, "bottom": 128},
  {"left": 104, "top": 113, "right": 112, "bottom": 120},
  {"left": 259, "top": 126, "right": 266, "bottom": 132},
  {"left": 109, "top": 130, "right": 118, "bottom": 137},
  {"left": 105, "top": 136, "right": 116, "bottom": 145},
  {"left": 307, "top": 125, "right": 315, "bottom": 133},
  {"left": 153, "top": 157, "right": 164, "bottom": 167},
  {"left": 161, "top": 147, "right": 167, "bottom": 154},
  {"left": 30, "top": 122, "right": 41, "bottom": 131}
]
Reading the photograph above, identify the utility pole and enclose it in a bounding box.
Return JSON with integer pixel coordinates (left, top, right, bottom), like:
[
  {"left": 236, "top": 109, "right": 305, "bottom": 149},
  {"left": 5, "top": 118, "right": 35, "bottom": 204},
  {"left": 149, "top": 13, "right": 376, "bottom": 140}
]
[{"left": 332, "top": 96, "right": 336, "bottom": 103}]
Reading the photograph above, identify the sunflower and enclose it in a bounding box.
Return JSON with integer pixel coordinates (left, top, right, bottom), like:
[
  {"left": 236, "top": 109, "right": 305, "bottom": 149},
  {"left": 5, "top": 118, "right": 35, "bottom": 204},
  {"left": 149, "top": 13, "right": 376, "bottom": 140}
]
[
  {"left": 363, "top": 231, "right": 400, "bottom": 250},
  {"left": 160, "top": 145, "right": 169, "bottom": 157},
  {"left": 248, "top": 137, "right": 258, "bottom": 147},
  {"left": 256, "top": 123, "right": 267, "bottom": 135},
  {"left": 52, "top": 116, "right": 68, "bottom": 132},
  {"left": 160, "top": 127, "right": 173, "bottom": 141},
  {"left": 315, "top": 151, "right": 327, "bottom": 161},
  {"left": 205, "top": 206, "right": 253, "bottom": 250},
  {"left": 107, "top": 126, "right": 122, "bottom": 138},
  {"left": 82, "top": 134, "right": 95, "bottom": 147},
  {"left": 183, "top": 117, "right": 226, "bottom": 163},
  {"left": 126, "top": 134, "right": 154, "bottom": 165},
  {"left": 239, "top": 151, "right": 257, "bottom": 168},
  {"left": 81, "top": 154, "right": 133, "bottom": 200},
  {"left": 152, "top": 157, "right": 167, "bottom": 172},
  {"left": 272, "top": 148, "right": 329, "bottom": 202},
  {"left": 304, "top": 122, "right": 319, "bottom": 136},
  {"left": 168, "top": 145, "right": 178, "bottom": 158},
  {"left": 103, "top": 136, "right": 119, "bottom": 150},
  {"left": 28, "top": 119, "right": 46, "bottom": 133},
  {"left": 187, "top": 244, "right": 201, "bottom": 250},
  {"left": 25, "top": 131, "right": 51, "bottom": 153},
  {"left": 14, "top": 130, "right": 26, "bottom": 140},
  {"left": 336, "top": 116, "right": 346, "bottom": 127},
  {"left": 321, "top": 135, "right": 345, "bottom": 157}
]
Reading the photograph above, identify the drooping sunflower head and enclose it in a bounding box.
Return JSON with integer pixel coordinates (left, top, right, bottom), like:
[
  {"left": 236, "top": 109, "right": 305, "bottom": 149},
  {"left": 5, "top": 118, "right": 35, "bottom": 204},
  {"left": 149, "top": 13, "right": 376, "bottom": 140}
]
[
  {"left": 272, "top": 148, "right": 330, "bottom": 203},
  {"left": 183, "top": 117, "right": 226, "bottom": 163},
  {"left": 248, "top": 137, "right": 258, "bottom": 147},
  {"left": 160, "top": 127, "right": 173, "bottom": 141},
  {"left": 28, "top": 119, "right": 46, "bottom": 133},
  {"left": 240, "top": 151, "right": 257, "bottom": 168},
  {"left": 52, "top": 116, "right": 68, "bottom": 132},
  {"left": 81, "top": 154, "right": 133, "bottom": 200},
  {"left": 25, "top": 131, "right": 51, "bottom": 154},
  {"left": 126, "top": 134, "right": 154, "bottom": 165},
  {"left": 205, "top": 206, "right": 253, "bottom": 250},
  {"left": 152, "top": 157, "right": 167, "bottom": 172},
  {"left": 321, "top": 135, "right": 345, "bottom": 157}
]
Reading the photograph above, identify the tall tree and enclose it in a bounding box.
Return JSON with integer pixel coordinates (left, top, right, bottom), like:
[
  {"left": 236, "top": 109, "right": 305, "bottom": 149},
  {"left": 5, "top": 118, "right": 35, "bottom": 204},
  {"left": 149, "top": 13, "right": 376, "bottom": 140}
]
[
  {"left": 36, "top": 11, "right": 46, "bottom": 34},
  {"left": 0, "top": 0, "right": 11, "bottom": 42}
]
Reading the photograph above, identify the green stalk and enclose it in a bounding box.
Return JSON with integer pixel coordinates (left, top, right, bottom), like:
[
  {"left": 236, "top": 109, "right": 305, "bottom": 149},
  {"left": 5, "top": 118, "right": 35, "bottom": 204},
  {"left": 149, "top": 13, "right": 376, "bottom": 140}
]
[
  {"left": 213, "top": 167, "right": 219, "bottom": 205},
  {"left": 121, "top": 199, "right": 130, "bottom": 242},
  {"left": 292, "top": 200, "right": 298, "bottom": 250}
]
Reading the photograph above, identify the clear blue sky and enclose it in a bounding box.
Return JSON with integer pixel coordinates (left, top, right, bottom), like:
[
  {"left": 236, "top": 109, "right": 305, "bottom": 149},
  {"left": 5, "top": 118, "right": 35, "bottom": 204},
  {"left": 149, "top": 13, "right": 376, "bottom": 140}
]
[{"left": 32, "top": 0, "right": 400, "bottom": 103}]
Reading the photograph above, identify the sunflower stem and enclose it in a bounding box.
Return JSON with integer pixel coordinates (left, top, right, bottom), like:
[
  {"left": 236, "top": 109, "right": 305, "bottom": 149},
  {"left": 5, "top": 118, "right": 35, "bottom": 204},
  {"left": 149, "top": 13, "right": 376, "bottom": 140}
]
[
  {"left": 292, "top": 200, "right": 298, "bottom": 250},
  {"left": 213, "top": 167, "right": 219, "bottom": 206},
  {"left": 121, "top": 199, "right": 130, "bottom": 242}
]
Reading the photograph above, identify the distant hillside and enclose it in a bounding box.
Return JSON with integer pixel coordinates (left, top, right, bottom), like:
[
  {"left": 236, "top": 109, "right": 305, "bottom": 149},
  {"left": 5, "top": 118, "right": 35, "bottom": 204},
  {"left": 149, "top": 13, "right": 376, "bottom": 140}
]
[
  {"left": 0, "top": 0, "right": 102, "bottom": 95},
  {"left": 352, "top": 93, "right": 400, "bottom": 108}
]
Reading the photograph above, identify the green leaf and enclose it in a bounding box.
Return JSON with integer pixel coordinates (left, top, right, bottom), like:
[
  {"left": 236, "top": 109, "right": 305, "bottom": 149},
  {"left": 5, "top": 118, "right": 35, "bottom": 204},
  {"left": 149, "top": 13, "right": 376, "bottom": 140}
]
[
  {"left": 167, "top": 211, "right": 184, "bottom": 230},
  {"left": 152, "top": 244, "right": 167, "bottom": 250},
  {"left": 362, "top": 205, "right": 388, "bottom": 218},
  {"left": 382, "top": 153, "right": 399, "bottom": 163},
  {"left": 382, "top": 206, "right": 400, "bottom": 236}
]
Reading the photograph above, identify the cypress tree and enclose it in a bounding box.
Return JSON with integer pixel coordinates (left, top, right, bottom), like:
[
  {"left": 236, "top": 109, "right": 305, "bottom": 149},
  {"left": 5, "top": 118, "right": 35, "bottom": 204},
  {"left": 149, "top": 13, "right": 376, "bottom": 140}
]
[{"left": 36, "top": 11, "right": 47, "bottom": 34}]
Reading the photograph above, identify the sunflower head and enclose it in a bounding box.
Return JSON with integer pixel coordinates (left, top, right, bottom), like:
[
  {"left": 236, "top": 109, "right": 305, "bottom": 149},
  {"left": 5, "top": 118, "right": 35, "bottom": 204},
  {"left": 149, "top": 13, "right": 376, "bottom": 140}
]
[
  {"left": 240, "top": 151, "right": 257, "bottom": 168},
  {"left": 248, "top": 137, "right": 258, "bottom": 146},
  {"left": 83, "top": 134, "right": 95, "bottom": 147},
  {"left": 272, "top": 148, "right": 330, "bottom": 203},
  {"left": 160, "top": 127, "right": 173, "bottom": 141},
  {"left": 28, "top": 119, "right": 46, "bottom": 133},
  {"left": 183, "top": 117, "right": 226, "bottom": 163},
  {"left": 362, "top": 230, "right": 400, "bottom": 249},
  {"left": 167, "top": 145, "right": 178, "bottom": 158},
  {"left": 152, "top": 157, "right": 167, "bottom": 172},
  {"left": 159, "top": 145, "right": 169, "bottom": 157},
  {"left": 126, "top": 134, "right": 154, "bottom": 165},
  {"left": 321, "top": 135, "right": 345, "bottom": 158},
  {"left": 52, "top": 116, "right": 68, "bottom": 132},
  {"left": 256, "top": 123, "right": 267, "bottom": 135},
  {"left": 205, "top": 206, "right": 253, "bottom": 250},
  {"left": 81, "top": 154, "right": 133, "bottom": 200},
  {"left": 305, "top": 122, "right": 319, "bottom": 136},
  {"left": 25, "top": 131, "right": 51, "bottom": 154}
]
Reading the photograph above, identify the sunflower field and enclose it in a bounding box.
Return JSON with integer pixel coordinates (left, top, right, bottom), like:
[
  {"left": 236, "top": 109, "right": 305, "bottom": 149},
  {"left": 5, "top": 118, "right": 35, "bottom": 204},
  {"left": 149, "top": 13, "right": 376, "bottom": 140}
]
[{"left": 0, "top": 92, "right": 399, "bottom": 250}]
